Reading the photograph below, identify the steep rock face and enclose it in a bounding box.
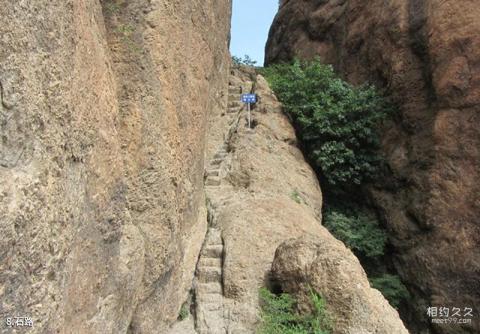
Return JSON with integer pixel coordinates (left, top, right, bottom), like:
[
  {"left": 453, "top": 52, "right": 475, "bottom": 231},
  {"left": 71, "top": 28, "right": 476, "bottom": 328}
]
[
  {"left": 272, "top": 237, "right": 408, "bottom": 334},
  {"left": 266, "top": 1, "right": 480, "bottom": 333},
  {"left": 172, "top": 68, "right": 407, "bottom": 333},
  {"left": 0, "top": 1, "right": 231, "bottom": 333}
]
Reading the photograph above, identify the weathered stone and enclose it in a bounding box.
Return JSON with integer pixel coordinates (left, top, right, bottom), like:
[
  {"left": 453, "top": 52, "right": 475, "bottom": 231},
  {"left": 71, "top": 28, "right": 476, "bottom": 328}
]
[
  {"left": 211, "top": 158, "right": 224, "bottom": 166},
  {"left": 199, "top": 68, "right": 407, "bottom": 333},
  {"left": 0, "top": 1, "right": 231, "bottom": 333},
  {"left": 214, "top": 152, "right": 227, "bottom": 160},
  {"left": 206, "top": 177, "right": 222, "bottom": 187},
  {"left": 266, "top": 2, "right": 480, "bottom": 333},
  {"left": 196, "top": 282, "right": 223, "bottom": 295},
  {"left": 272, "top": 237, "right": 409, "bottom": 334},
  {"left": 197, "top": 267, "right": 222, "bottom": 284},
  {"left": 194, "top": 226, "right": 226, "bottom": 334},
  {"left": 207, "top": 169, "right": 220, "bottom": 177},
  {"left": 201, "top": 245, "right": 224, "bottom": 258},
  {"left": 199, "top": 257, "right": 222, "bottom": 268}
]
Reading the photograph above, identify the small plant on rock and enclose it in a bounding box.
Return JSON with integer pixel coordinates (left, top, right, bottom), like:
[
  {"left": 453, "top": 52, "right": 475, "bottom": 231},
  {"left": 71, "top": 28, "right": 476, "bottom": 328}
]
[
  {"left": 290, "top": 189, "right": 303, "bottom": 204},
  {"left": 115, "top": 23, "right": 142, "bottom": 53},
  {"left": 178, "top": 303, "right": 190, "bottom": 321},
  {"left": 104, "top": 1, "right": 120, "bottom": 15},
  {"left": 258, "top": 287, "right": 332, "bottom": 334}
]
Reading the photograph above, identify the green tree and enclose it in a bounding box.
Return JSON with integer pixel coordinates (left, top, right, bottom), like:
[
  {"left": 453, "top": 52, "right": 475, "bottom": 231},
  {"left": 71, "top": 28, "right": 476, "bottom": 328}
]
[
  {"left": 263, "top": 58, "right": 410, "bottom": 310},
  {"left": 369, "top": 274, "right": 410, "bottom": 308},
  {"left": 263, "top": 58, "right": 391, "bottom": 190},
  {"left": 323, "top": 208, "right": 387, "bottom": 259},
  {"left": 232, "top": 54, "right": 258, "bottom": 67}
]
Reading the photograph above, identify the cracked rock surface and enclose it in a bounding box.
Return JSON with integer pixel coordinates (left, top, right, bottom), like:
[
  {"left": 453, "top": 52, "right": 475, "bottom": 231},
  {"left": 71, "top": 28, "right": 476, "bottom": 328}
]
[
  {"left": 172, "top": 67, "right": 408, "bottom": 334},
  {"left": 0, "top": 1, "right": 231, "bottom": 333}
]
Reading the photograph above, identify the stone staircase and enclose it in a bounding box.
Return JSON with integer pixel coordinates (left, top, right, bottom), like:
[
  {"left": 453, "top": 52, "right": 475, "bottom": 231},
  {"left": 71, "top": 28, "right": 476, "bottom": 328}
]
[
  {"left": 192, "top": 80, "right": 246, "bottom": 334},
  {"left": 205, "top": 144, "right": 228, "bottom": 187},
  {"left": 204, "top": 81, "right": 243, "bottom": 188},
  {"left": 227, "top": 86, "right": 242, "bottom": 114},
  {"left": 194, "top": 228, "right": 225, "bottom": 334}
]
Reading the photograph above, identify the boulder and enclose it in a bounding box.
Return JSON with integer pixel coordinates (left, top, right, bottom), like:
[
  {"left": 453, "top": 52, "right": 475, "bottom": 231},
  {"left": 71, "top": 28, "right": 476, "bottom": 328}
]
[{"left": 272, "top": 236, "right": 409, "bottom": 334}]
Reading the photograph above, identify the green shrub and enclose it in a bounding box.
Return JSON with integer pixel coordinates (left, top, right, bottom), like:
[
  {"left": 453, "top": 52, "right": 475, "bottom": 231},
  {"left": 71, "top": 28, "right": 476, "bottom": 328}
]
[
  {"left": 104, "top": 1, "right": 120, "bottom": 14},
  {"left": 264, "top": 58, "right": 411, "bottom": 311},
  {"left": 178, "top": 303, "right": 189, "bottom": 320},
  {"left": 258, "top": 288, "right": 332, "bottom": 334},
  {"left": 116, "top": 23, "right": 135, "bottom": 36},
  {"left": 263, "top": 59, "right": 390, "bottom": 189},
  {"left": 232, "top": 55, "right": 258, "bottom": 67},
  {"left": 115, "top": 24, "right": 142, "bottom": 53},
  {"left": 323, "top": 208, "right": 386, "bottom": 259},
  {"left": 307, "top": 290, "right": 333, "bottom": 334},
  {"left": 369, "top": 274, "right": 410, "bottom": 308}
]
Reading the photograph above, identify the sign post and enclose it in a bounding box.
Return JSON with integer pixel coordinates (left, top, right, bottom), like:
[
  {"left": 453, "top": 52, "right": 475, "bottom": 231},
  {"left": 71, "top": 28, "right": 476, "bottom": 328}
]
[{"left": 241, "top": 93, "right": 257, "bottom": 128}]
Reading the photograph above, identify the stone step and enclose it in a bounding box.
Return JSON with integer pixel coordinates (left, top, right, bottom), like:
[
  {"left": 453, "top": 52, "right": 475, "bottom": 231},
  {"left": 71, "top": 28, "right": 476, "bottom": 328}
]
[
  {"left": 201, "top": 244, "right": 223, "bottom": 258},
  {"left": 206, "top": 177, "right": 221, "bottom": 186},
  {"left": 196, "top": 282, "right": 223, "bottom": 295},
  {"left": 196, "top": 294, "right": 223, "bottom": 305},
  {"left": 228, "top": 101, "right": 241, "bottom": 108},
  {"left": 213, "top": 152, "right": 226, "bottom": 160},
  {"left": 199, "top": 257, "right": 222, "bottom": 267},
  {"left": 210, "top": 158, "right": 223, "bottom": 166},
  {"left": 206, "top": 170, "right": 219, "bottom": 177},
  {"left": 228, "top": 107, "right": 241, "bottom": 113},
  {"left": 206, "top": 228, "right": 222, "bottom": 244},
  {"left": 197, "top": 266, "right": 222, "bottom": 283},
  {"left": 228, "top": 87, "right": 240, "bottom": 94},
  {"left": 228, "top": 95, "right": 240, "bottom": 101},
  {"left": 197, "top": 301, "right": 223, "bottom": 312}
]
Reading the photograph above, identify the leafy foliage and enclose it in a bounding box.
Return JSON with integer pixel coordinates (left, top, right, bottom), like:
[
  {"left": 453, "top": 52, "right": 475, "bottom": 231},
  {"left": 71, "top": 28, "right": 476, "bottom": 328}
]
[
  {"left": 258, "top": 288, "right": 332, "bottom": 334},
  {"left": 232, "top": 54, "right": 258, "bottom": 67},
  {"left": 263, "top": 58, "right": 410, "bottom": 312},
  {"left": 369, "top": 274, "right": 410, "bottom": 308},
  {"left": 178, "top": 303, "right": 189, "bottom": 320},
  {"left": 262, "top": 58, "right": 391, "bottom": 189},
  {"left": 323, "top": 208, "right": 387, "bottom": 259},
  {"left": 290, "top": 189, "right": 303, "bottom": 204},
  {"left": 113, "top": 23, "right": 142, "bottom": 53},
  {"left": 104, "top": 1, "right": 120, "bottom": 15}
]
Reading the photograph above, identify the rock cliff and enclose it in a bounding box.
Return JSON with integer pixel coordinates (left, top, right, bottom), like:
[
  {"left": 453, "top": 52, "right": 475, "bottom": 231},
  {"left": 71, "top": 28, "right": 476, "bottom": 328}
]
[
  {"left": 0, "top": 1, "right": 231, "bottom": 333},
  {"left": 272, "top": 237, "right": 408, "bottom": 334},
  {"left": 167, "top": 67, "right": 408, "bottom": 333},
  {"left": 266, "top": 1, "right": 480, "bottom": 333},
  {"left": 0, "top": 1, "right": 423, "bottom": 333}
]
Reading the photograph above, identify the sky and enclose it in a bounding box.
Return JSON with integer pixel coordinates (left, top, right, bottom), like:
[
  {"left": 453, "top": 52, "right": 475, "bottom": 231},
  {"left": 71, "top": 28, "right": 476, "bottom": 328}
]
[{"left": 230, "top": 0, "right": 278, "bottom": 66}]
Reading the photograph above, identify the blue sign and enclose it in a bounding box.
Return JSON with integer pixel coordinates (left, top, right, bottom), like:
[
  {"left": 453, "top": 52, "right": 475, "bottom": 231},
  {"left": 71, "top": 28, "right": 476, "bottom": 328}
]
[{"left": 241, "top": 94, "right": 257, "bottom": 104}]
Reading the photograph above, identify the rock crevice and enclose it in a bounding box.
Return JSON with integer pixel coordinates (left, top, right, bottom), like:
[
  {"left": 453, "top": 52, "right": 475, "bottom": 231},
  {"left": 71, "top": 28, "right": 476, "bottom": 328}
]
[
  {"left": 266, "top": 2, "right": 480, "bottom": 333},
  {"left": 172, "top": 66, "right": 409, "bottom": 334}
]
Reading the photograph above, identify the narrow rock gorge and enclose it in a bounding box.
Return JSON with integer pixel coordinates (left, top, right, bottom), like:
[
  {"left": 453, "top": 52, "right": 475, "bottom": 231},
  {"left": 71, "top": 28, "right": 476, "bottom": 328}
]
[
  {"left": 168, "top": 66, "right": 407, "bottom": 334},
  {"left": 0, "top": 1, "right": 408, "bottom": 326},
  {"left": 1, "top": 1, "right": 477, "bottom": 334},
  {"left": 266, "top": 1, "right": 480, "bottom": 333}
]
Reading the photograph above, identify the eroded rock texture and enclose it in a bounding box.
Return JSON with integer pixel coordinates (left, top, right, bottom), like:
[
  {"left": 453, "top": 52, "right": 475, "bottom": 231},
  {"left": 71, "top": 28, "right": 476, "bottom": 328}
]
[
  {"left": 0, "top": 1, "right": 231, "bottom": 333},
  {"left": 272, "top": 237, "right": 408, "bottom": 334},
  {"left": 168, "top": 67, "right": 407, "bottom": 333},
  {"left": 266, "top": 1, "right": 480, "bottom": 333}
]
